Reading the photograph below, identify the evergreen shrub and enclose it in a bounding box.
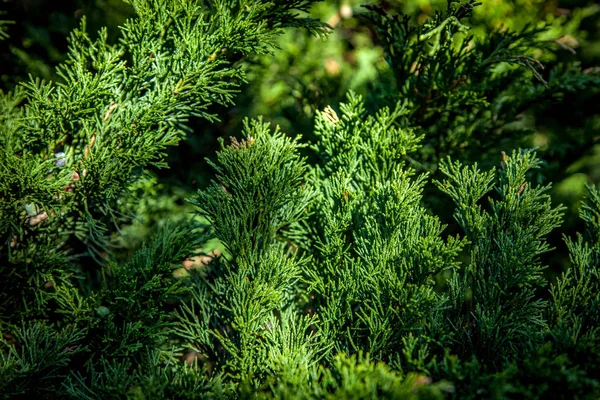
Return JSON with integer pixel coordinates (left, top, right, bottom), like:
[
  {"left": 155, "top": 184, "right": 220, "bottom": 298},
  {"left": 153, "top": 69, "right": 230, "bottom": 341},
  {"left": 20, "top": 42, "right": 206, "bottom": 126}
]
[{"left": 1, "top": 0, "right": 600, "bottom": 398}]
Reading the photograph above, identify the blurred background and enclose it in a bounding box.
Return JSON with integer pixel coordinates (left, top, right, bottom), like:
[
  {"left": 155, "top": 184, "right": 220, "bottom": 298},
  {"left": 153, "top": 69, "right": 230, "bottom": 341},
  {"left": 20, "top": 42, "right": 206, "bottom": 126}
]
[{"left": 1, "top": 0, "right": 599, "bottom": 277}]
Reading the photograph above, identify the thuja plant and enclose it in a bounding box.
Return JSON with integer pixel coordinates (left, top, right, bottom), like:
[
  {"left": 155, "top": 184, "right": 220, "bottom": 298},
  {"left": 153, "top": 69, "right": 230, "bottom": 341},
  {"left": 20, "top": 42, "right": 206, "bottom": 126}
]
[
  {"left": 1, "top": 0, "right": 325, "bottom": 263},
  {"left": 435, "top": 149, "right": 565, "bottom": 363},
  {"left": 303, "top": 93, "right": 466, "bottom": 363},
  {"left": 179, "top": 94, "right": 600, "bottom": 398},
  {"left": 0, "top": 0, "right": 327, "bottom": 397},
  {"left": 180, "top": 111, "right": 453, "bottom": 398},
  {"left": 2, "top": 1, "right": 600, "bottom": 400}
]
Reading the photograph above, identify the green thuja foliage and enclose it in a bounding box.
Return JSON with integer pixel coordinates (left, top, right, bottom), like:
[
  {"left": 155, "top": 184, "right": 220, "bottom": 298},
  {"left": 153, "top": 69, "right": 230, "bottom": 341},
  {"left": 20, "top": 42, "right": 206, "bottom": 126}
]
[
  {"left": 179, "top": 113, "right": 452, "bottom": 398},
  {"left": 177, "top": 94, "right": 600, "bottom": 397},
  {"left": 1, "top": 0, "right": 326, "bottom": 267},
  {"left": 0, "top": 0, "right": 327, "bottom": 397},
  {"left": 554, "top": 186, "right": 600, "bottom": 332},
  {"left": 358, "top": 0, "right": 599, "bottom": 281},
  {"left": 304, "top": 93, "right": 466, "bottom": 364},
  {"left": 435, "top": 150, "right": 564, "bottom": 363},
  {"left": 2, "top": 0, "right": 600, "bottom": 398},
  {"left": 365, "top": 0, "right": 600, "bottom": 169},
  {"left": 0, "top": 12, "right": 12, "bottom": 41},
  {"left": 182, "top": 123, "right": 323, "bottom": 391}
]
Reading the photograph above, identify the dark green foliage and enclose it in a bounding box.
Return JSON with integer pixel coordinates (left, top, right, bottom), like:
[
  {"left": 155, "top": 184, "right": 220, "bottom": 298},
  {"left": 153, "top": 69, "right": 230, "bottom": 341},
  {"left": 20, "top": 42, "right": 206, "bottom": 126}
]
[
  {"left": 180, "top": 94, "right": 599, "bottom": 397},
  {"left": 2, "top": 0, "right": 600, "bottom": 398},
  {"left": 1, "top": 322, "right": 85, "bottom": 397},
  {"left": 0, "top": 0, "right": 328, "bottom": 398},
  {"left": 0, "top": 12, "right": 12, "bottom": 41},
  {"left": 364, "top": 1, "right": 600, "bottom": 171},
  {"left": 553, "top": 185, "right": 600, "bottom": 331},
  {"left": 435, "top": 150, "right": 564, "bottom": 363}
]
